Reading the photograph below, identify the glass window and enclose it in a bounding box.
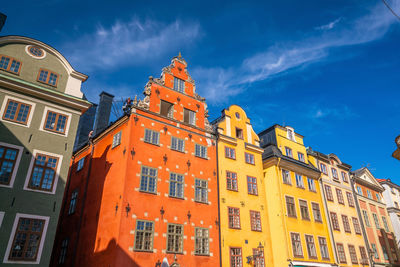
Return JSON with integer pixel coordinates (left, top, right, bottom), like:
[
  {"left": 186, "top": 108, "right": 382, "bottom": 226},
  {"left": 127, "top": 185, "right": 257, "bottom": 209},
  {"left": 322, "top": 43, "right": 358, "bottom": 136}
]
[
  {"left": 371, "top": 244, "right": 379, "bottom": 259},
  {"left": 287, "top": 129, "right": 295, "bottom": 141},
  {"left": 336, "top": 188, "right": 344, "bottom": 204},
  {"left": 160, "top": 100, "right": 174, "bottom": 118},
  {"left": 228, "top": 207, "right": 240, "bottom": 229},
  {"left": 307, "top": 178, "right": 316, "bottom": 192},
  {"left": 169, "top": 173, "right": 184, "bottom": 198},
  {"left": 68, "top": 190, "right": 78, "bottom": 215},
  {"left": 331, "top": 168, "right": 339, "bottom": 180},
  {"left": 144, "top": 129, "right": 159, "bottom": 145},
  {"left": 37, "top": 69, "right": 58, "bottom": 86},
  {"left": 253, "top": 248, "right": 265, "bottom": 267},
  {"left": 166, "top": 224, "right": 183, "bottom": 253},
  {"left": 372, "top": 213, "right": 380, "bottom": 229},
  {"left": 195, "top": 179, "right": 208, "bottom": 203},
  {"left": 171, "top": 136, "right": 184, "bottom": 152},
  {"left": 286, "top": 196, "right": 296, "bottom": 217},
  {"left": 346, "top": 192, "right": 355, "bottom": 207},
  {"left": 226, "top": 171, "right": 238, "bottom": 191},
  {"left": 282, "top": 169, "right": 291, "bottom": 185},
  {"left": 230, "top": 247, "right": 243, "bottom": 267},
  {"left": 3, "top": 99, "right": 31, "bottom": 125},
  {"left": 225, "top": 146, "right": 236, "bottom": 159},
  {"left": 299, "top": 200, "right": 310, "bottom": 220},
  {"left": 312, "top": 203, "right": 322, "bottom": 222},
  {"left": 305, "top": 235, "right": 317, "bottom": 258},
  {"left": 362, "top": 210, "right": 371, "bottom": 227},
  {"left": 359, "top": 246, "right": 368, "bottom": 264},
  {"left": 341, "top": 171, "right": 348, "bottom": 183},
  {"left": 325, "top": 185, "right": 334, "bottom": 201},
  {"left": 28, "top": 46, "right": 44, "bottom": 57},
  {"left": 28, "top": 153, "right": 59, "bottom": 192},
  {"left": 330, "top": 212, "right": 340, "bottom": 231},
  {"left": 319, "top": 163, "right": 327, "bottom": 174},
  {"left": 244, "top": 153, "right": 255, "bottom": 164},
  {"left": 250, "top": 211, "right": 262, "bottom": 231},
  {"left": 8, "top": 218, "right": 45, "bottom": 261},
  {"left": 135, "top": 220, "right": 154, "bottom": 251},
  {"left": 298, "top": 152, "right": 305, "bottom": 162},
  {"left": 318, "top": 237, "right": 330, "bottom": 259},
  {"left": 58, "top": 238, "right": 68, "bottom": 264},
  {"left": 367, "top": 190, "right": 372, "bottom": 199},
  {"left": 348, "top": 245, "right": 358, "bottom": 264},
  {"left": 76, "top": 157, "right": 85, "bottom": 172},
  {"left": 112, "top": 131, "right": 122, "bottom": 148},
  {"left": 285, "top": 147, "right": 293, "bottom": 157},
  {"left": 195, "top": 144, "right": 207, "bottom": 158},
  {"left": 382, "top": 216, "right": 390, "bottom": 232},
  {"left": 0, "top": 145, "right": 19, "bottom": 185},
  {"left": 44, "top": 111, "right": 68, "bottom": 134},
  {"left": 140, "top": 166, "right": 157, "bottom": 193},
  {"left": 0, "top": 55, "right": 21, "bottom": 74},
  {"left": 195, "top": 228, "right": 209, "bottom": 255},
  {"left": 382, "top": 245, "right": 389, "bottom": 260},
  {"left": 173, "top": 77, "right": 185, "bottom": 93},
  {"left": 235, "top": 128, "right": 243, "bottom": 139},
  {"left": 357, "top": 186, "right": 363, "bottom": 195},
  {"left": 291, "top": 233, "right": 303, "bottom": 257},
  {"left": 183, "top": 108, "right": 196, "bottom": 126},
  {"left": 295, "top": 173, "right": 304, "bottom": 188},
  {"left": 342, "top": 215, "right": 351, "bottom": 233},
  {"left": 337, "top": 243, "right": 347, "bottom": 263},
  {"left": 352, "top": 217, "right": 362, "bottom": 234},
  {"left": 247, "top": 176, "right": 258, "bottom": 195}
]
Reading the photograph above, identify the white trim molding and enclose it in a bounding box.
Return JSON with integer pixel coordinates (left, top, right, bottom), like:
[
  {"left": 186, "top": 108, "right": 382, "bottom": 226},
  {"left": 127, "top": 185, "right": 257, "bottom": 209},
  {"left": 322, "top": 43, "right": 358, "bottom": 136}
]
[
  {"left": 3, "top": 213, "right": 50, "bottom": 264},
  {"left": 23, "top": 149, "right": 63, "bottom": 195},
  {"left": 0, "top": 95, "right": 36, "bottom": 128},
  {"left": 39, "top": 106, "right": 72, "bottom": 137},
  {"left": 0, "top": 142, "right": 24, "bottom": 188}
]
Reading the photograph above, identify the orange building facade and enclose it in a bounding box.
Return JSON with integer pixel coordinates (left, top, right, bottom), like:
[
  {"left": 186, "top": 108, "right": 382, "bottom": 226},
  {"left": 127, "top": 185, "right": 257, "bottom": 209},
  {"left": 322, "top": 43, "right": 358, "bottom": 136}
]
[
  {"left": 51, "top": 55, "right": 220, "bottom": 267},
  {"left": 353, "top": 168, "right": 400, "bottom": 267}
]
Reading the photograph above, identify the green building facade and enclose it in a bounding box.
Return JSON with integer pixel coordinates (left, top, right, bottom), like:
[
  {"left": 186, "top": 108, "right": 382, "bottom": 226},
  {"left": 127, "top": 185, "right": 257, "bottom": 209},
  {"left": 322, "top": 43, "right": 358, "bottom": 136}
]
[{"left": 0, "top": 36, "right": 90, "bottom": 266}]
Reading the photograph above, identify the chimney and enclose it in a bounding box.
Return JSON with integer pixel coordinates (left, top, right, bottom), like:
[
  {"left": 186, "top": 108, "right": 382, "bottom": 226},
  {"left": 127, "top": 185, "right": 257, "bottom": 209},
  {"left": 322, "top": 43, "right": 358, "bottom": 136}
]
[{"left": 93, "top": 91, "right": 114, "bottom": 135}]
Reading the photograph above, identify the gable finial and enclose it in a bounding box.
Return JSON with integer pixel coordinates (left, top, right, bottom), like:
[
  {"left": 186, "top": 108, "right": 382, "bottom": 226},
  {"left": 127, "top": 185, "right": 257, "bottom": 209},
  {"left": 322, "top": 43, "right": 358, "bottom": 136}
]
[{"left": 178, "top": 51, "right": 182, "bottom": 59}]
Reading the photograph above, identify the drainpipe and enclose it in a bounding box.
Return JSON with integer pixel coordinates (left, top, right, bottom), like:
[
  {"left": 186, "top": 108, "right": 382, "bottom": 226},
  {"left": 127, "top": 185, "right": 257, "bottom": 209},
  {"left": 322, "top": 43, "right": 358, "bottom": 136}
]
[
  {"left": 71, "top": 138, "right": 95, "bottom": 267},
  {"left": 350, "top": 173, "right": 372, "bottom": 267},
  {"left": 315, "top": 157, "right": 339, "bottom": 266},
  {"left": 215, "top": 130, "right": 222, "bottom": 267}
]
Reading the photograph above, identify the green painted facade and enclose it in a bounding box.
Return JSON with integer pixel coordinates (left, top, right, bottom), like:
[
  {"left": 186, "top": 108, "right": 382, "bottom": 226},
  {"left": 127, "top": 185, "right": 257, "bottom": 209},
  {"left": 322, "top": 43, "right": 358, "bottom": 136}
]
[{"left": 0, "top": 36, "right": 90, "bottom": 266}]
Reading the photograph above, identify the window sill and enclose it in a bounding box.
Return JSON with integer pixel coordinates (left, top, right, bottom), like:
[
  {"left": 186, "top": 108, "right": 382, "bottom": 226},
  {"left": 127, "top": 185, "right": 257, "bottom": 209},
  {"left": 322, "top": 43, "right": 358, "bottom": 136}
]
[
  {"left": 169, "top": 195, "right": 184, "bottom": 200},
  {"left": 195, "top": 155, "right": 208, "bottom": 160},
  {"left": 166, "top": 251, "right": 184, "bottom": 255},
  {"left": 43, "top": 128, "right": 66, "bottom": 136},
  {"left": 228, "top": 227, "right": 241, "bottom": 230},
  {"left": 251, "top": 229, "right": 262, "bottom": 232},
  {"left": 248, "top": 193, "right": 258, "bottom": 196},
  {"left": 194, "top": 253, "right": 210, "bottom": 257},
  {"left": 37, "top": 79, "right": 57, "bottom": 88},
  {"left": 315, "top": 220, "right": 323, "bottom": 223},
  {"left": 171, "top": 148, "right": 185, "bottom": 153},
  {"left": 225, "top": 157, "right": 236, "bottom": 160},
  {"left": 227, "top": 188, "right": 238, "bottom": 192},
  {"left": 288, "top": 215, "right": 297, "bottom": 219},
  {"left": 194, "top": 200, "right": 209, "bottom": 205},
  {"left": 2, "top": 118, "right": 28, "bottom": 126},
  {"left": 0, "top": 68, "right": 20, "bottom": 76},
  {"left": 245, "top": 162, "right": 255, "bottom": 165},
  {"left": 283, "top": 182, "right": 292, "bottom": 186},
  {"left": 144, "top": 141, "right": 160, "bottom": 147},
  {"left": 134, "top": 249, "right": 154, "bottom": 253},
  {"left": 139, "top": 190, "right": 158, "bottom": 195}
]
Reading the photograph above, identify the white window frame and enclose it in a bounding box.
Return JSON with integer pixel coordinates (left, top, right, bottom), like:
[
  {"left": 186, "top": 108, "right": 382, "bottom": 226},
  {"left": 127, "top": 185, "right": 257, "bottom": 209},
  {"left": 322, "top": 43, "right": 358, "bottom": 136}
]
[
  {"left": 39, "top": 106, "right": 72, "bottom": 137},
  {"left": 144, "top": 129, "right": 160, "bottom": 145},
  {"left": 3, "top": 213, "right": 49, "bottom": 264},
  {"left": 0, "top": 142, "right": 24, "bottom": 188},
  {"left": 112, "top": 131, "right": 122, "bottom": 148},
  {"left": 0, "top": 95, "right": 36, "bottom": 128},
  {"left": 195, "top": 144, "right": 207, "bottom": 159},
  {"left": 171, "top": 136, "right": 185, "bottom": 152},
  {"left": 23, "top": 149, "right": 63, "bottom": 195}
]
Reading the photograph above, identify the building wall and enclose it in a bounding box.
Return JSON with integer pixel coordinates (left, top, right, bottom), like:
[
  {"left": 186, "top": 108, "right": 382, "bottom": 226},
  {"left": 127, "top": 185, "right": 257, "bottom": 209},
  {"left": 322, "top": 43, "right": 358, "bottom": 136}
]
[
  {"left": 261, "top": 126, "right": 336, "bottom": 267},
  {"left": 52, "top": 56, "right": 220, "bottom": 267},
  {"left": 381, "top": 182, "right": 400, "bottom": 243},
  {"left": 308, "top": 153, "right": 369, "bottom": 266},
  {"left": 215, "top": 105, "right": 273, "bottom": 267},
  {"left": 0, "top": 36, "right": 89, "bottom": 266}
]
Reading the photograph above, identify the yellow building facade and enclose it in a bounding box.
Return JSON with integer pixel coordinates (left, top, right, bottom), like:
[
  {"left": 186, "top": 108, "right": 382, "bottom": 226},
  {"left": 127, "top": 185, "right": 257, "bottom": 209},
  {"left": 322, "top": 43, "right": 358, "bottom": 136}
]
[
  {"left": 259, "top": 125, "right": 337, "bottom": 267},
  {"left": 213, "top": 105, "right": 273, "bottom": 267},
  {"left": 308, "top": 151, "right": 370, "bottom": 267}
]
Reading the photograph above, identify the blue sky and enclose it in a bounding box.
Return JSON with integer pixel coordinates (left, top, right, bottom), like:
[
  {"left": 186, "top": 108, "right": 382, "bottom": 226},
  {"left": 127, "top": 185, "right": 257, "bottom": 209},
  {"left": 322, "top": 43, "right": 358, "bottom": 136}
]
[{"left": 2, "top": 0, "right": 400, "bottom": 182}]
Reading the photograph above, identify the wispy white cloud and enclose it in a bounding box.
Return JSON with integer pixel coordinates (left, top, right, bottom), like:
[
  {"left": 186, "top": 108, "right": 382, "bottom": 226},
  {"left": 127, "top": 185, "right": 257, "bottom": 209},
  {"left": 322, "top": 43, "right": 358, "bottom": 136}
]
[
  {"left": 309, "top": 105, "right": 357, "bottom": 120},
  {"left": 63, "top": 18, "right": 201, "bottom": 72},
  {"left": 194, "top": 2, "right": 399, "bottom": 103},
  {"left": 315, "top": 17, "right": 342, "bottom": 31}
]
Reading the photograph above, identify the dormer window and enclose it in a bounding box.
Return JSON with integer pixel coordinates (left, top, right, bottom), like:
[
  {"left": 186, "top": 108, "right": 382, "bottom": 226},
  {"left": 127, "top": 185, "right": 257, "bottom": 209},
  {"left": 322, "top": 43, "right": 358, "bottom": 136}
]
[
  {"left": 285, "top": 147, "right": 293, "bottom": 158},
  {"left": 173, "top": 77, "right": 185, "bottom": 93},
  {"left": 286, "top": 127, "right": 295, "bottom": 141},
  {"left": 160, "top": 100, "right": 174, "bottom": 119},
  {"left": 37, "top": 69, "right": 58, "bottom": 87},
  {"left": 0, "top": 55, "right": 22, "bottom": 75}
]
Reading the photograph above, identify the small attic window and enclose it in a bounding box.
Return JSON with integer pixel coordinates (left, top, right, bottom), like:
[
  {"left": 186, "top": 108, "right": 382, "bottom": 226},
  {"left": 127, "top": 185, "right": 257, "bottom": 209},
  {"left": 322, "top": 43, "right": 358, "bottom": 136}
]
[
  {"left": 26, "top": 45, "right": 46, "bottom": 59},
  {"left": 287, "top": 127, "right": 295, "bottom": 141},
  {"left": 173, "top": 77, "right": 185, "bottom": 93},
  {"left": 236, "top": 128, "right": 243, "bottom": 139},
  {"left": 160, "top": 100, "right": 174, "bottom": 119}
]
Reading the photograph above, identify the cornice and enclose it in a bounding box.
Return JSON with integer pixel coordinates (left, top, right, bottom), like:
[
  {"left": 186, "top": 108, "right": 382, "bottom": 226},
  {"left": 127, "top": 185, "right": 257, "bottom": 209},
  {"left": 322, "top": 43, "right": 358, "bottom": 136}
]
[
  {"left": 219, "top": 134, "right": 237, "bottom": 146},
  {"left": 353, "top": 176, "right": 384, "bottom": 192},
  {"left": 245, "top": 143, "right": 263, "bottom": 154}
]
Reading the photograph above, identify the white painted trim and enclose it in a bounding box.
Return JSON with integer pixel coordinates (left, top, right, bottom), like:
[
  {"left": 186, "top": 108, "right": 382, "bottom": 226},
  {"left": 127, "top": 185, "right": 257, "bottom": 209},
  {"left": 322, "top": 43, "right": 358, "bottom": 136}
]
[
  {"left": 39, "top": 106, "right": 72, "bottom": 137},
  {"left": 0, "top": 89, "right": 82, "bottom": 115},
  {"left": 0, "top": 211, "right": 4, "bottom": 228},
  {"left": 25, "top": 45, "right": 47, "bottom": 59},
  {"left": 225, "top": 116, "right": 231, "bottom": 137},
  {"left": 23, "top": 149, "right": 63, "bottom": 195},
  {"left": 0, "top": 95, "right": 36, "bottom": 128},
  {"left": 3, "top": 213, "right": 50, "bottom": 264},
  {"left": 246, "top": 123, "right": 252, "bottom": 144},
  {"left": 291, "top": 261, "right": 335, "bottom": 267},
  {"left": 0, "top": 142, "right": 24, "bottom": 188}
]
